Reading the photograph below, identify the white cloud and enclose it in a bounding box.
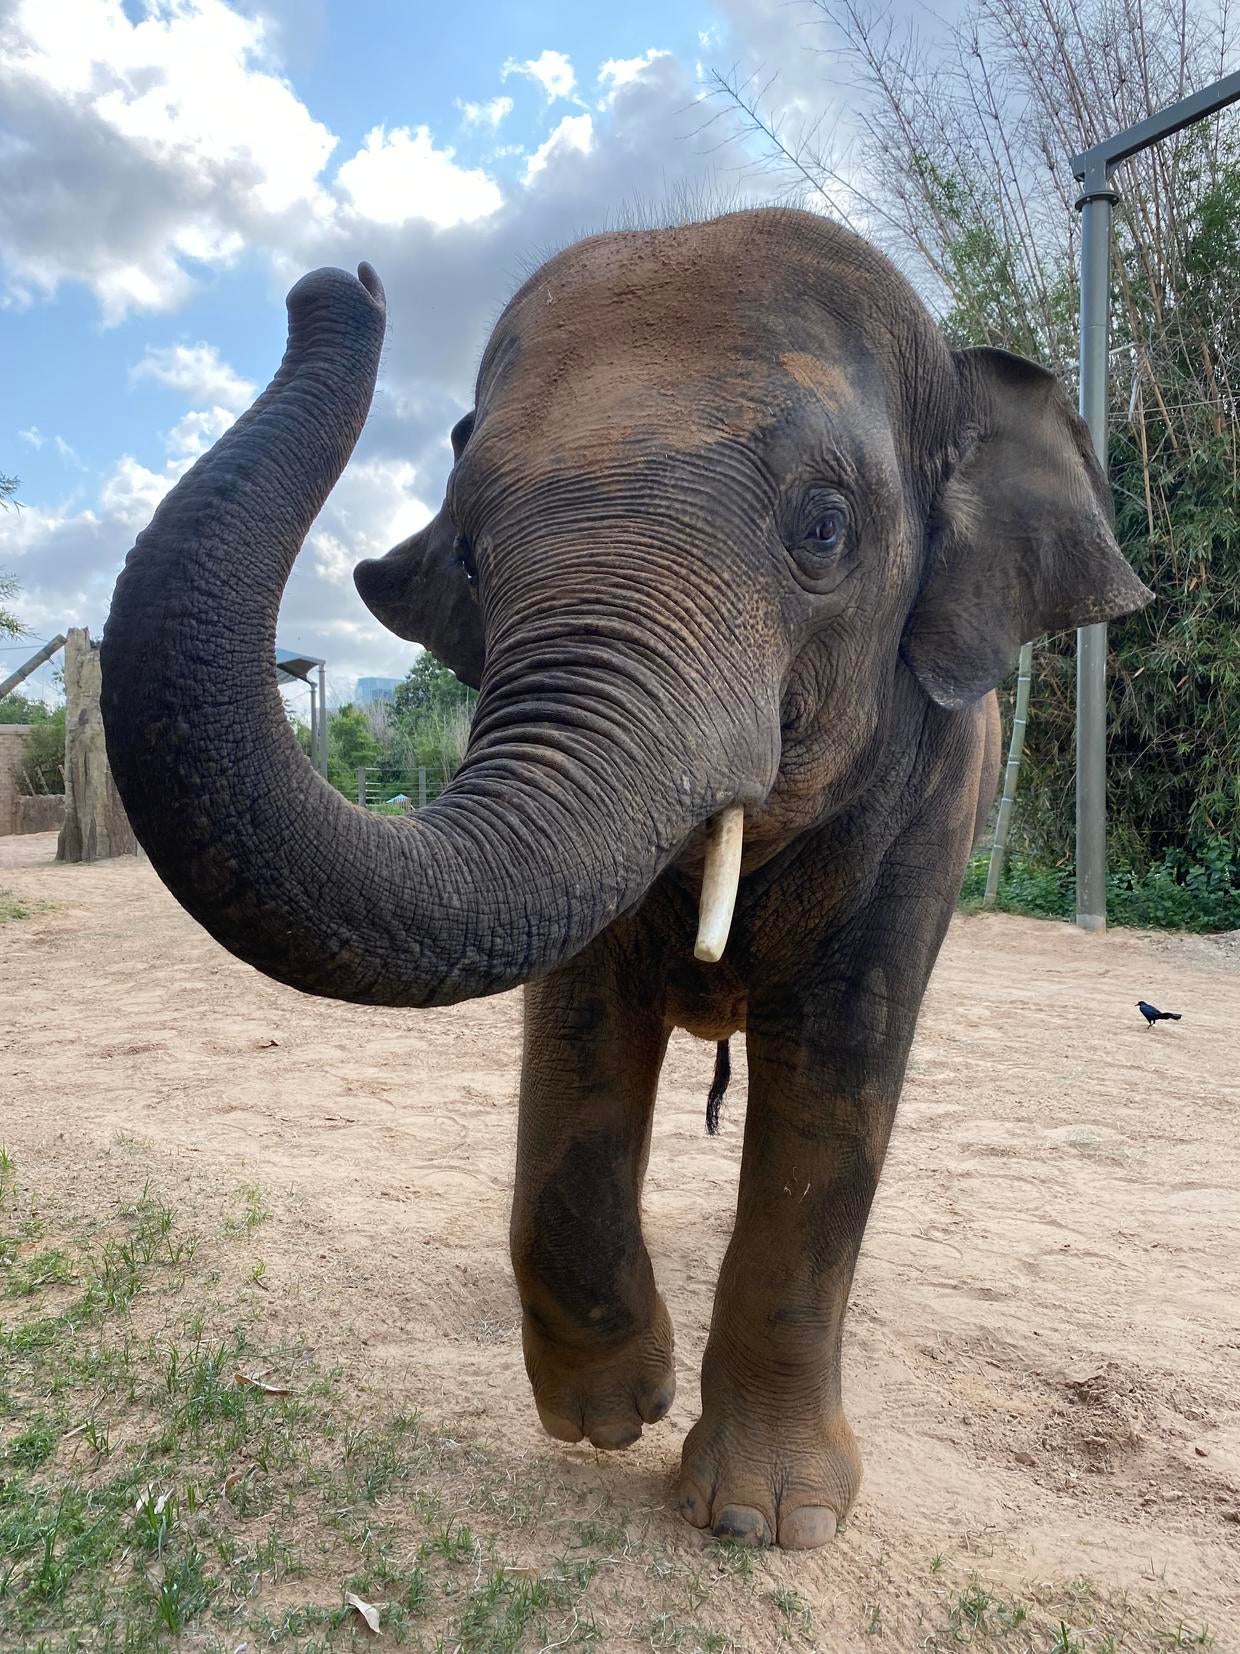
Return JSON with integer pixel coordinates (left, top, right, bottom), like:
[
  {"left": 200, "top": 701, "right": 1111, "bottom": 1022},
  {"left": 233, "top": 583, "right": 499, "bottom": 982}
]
[
  {"left": 98, "top": 455, "right": 181, "bottom": 531},
  {"left": 0, "top": 0, "right": 338, "bottom": 320},
  {"left": 597, "top": 49, "right": 673, "bottom": 106},
  {"left": 0, "top": 6, "right": 794, "bottom": 688},
  {"left": 458, "top": 95, "right": 514, "bottom": 129},
  {"left": 309, "top": 457, "right": 432, "bottom": 586},
  {"left": 524, "top": 114, "right": 595, "bottom": 183},
  {"left": 130, "top": 343, "right": 256, "bottom": 412},
  {"left": 502, "top": 49, "right": 576, "bottom": 103},
  {"left": 16, "top": 426, "right": 80, "bottom": 464},
  {"left": 335, "top": 125, "right": 503, "bottom": 230},
  {"left": 165, "top": 406, "right": 239, "bottom": 462}
]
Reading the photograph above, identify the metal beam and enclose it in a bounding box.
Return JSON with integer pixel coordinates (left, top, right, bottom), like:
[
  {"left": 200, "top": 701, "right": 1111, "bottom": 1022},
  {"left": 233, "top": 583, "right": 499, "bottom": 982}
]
[
  {"left": 0, "top": 633, "right": 66, "bottom": 701},
  {"left": 1071, "top": 70, "right": 1240, "bottom": 930},
  {"left": 1071, "top": 69, "right": 1240, "bottom": 189}
]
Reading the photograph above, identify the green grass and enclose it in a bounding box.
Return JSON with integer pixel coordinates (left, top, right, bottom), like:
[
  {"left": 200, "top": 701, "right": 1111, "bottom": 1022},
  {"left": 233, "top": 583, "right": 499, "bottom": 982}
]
[
  {"left": 0, "top": 1158, "right": 762, "bottom": 1651},
  {"left": 2, "top": 1153, "right": 1220, "bottom": 1652},
  {"left": 0, "top": 887, "right": 32, "bottom": 923}
]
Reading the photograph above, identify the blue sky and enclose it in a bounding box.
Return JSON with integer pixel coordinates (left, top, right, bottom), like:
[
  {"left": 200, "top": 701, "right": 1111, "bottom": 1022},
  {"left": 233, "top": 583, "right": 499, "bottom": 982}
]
[{"left": 0, "top": 0, "right": 915, "bottom": 708}]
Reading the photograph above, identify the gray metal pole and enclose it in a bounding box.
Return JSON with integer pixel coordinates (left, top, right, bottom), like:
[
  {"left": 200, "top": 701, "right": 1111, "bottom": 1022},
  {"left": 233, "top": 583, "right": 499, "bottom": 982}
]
[
  {"left": 307, "top": 680, "right": 318, "bottom": 772},
  {"left": 317, "top": 662, "right": 328, "bottom": 776},
  {"left": 0, "top": 633, "right": 67, "bottom": 701},
  {"left": 1074, "top": 177, "right": 1118, "bottom": 932},
  {"left": 357, "top": 765, "right": 367, "bottom": 807}
]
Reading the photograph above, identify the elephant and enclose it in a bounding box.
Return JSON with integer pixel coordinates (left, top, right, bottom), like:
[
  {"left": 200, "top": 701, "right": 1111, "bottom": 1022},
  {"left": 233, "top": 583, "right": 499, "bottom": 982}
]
[{"left": 101, "top": 207, "right": 1151, "bottom": 1550}]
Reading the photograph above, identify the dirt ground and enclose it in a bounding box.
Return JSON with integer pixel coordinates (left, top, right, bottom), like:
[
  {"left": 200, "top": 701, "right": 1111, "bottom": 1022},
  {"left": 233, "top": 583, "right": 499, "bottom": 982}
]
[{"left": 3, "top": 830, "right": 1239, "bottom": 1650}]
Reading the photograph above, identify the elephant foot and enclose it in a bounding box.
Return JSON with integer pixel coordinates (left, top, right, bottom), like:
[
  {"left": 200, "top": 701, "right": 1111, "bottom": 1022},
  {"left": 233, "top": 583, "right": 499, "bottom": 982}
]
[
  {"left": 523, "top": 1295, "right": 676, "bottom": 1451},
  {"left": 677, "top": 1396, "right": 861, "bottom": 1549}
]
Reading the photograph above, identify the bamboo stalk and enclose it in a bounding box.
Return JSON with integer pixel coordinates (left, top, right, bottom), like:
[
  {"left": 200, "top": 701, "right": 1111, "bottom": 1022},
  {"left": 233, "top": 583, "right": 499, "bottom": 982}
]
[{"left": 984, "top": 642, "right": 1034, "bottom": 908}]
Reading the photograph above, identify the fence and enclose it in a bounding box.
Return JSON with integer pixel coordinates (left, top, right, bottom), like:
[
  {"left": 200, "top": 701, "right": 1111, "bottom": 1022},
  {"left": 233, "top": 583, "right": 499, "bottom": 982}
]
[{"left": 355, "top": 767, "right": 452, "bottom": 812}]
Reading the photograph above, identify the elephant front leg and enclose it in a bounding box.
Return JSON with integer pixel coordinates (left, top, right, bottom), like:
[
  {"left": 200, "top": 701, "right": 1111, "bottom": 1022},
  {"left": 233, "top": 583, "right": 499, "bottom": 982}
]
[
  {"left": 679, "top": 950, "right": 929, "bottom": 1548},
  {"left": 511, "top": 940, "right": 674, "bottom": 1450}
]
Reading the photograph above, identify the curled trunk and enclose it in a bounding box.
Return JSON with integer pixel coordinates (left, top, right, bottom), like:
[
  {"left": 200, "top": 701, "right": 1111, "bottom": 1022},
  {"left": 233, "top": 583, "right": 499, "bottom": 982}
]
[{"left": 101, "top": 265, "right": 761, "bottom": 1007}]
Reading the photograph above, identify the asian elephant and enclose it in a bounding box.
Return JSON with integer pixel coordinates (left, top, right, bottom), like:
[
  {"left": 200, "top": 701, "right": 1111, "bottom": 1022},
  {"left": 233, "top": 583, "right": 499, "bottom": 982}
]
[{"left": 101, "top": 208, "right": 1150, "bottom": 1549}]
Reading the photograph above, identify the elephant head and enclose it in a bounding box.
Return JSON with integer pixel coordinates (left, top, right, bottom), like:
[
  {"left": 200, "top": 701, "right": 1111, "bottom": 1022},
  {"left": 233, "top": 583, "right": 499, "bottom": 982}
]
[{"left": 101, "top": 212, "right": 1150, "bottom": 1007}]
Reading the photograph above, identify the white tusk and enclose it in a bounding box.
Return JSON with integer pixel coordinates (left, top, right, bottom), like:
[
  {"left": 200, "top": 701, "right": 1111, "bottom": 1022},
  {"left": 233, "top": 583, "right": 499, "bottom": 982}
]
[{"left": 694, "top": 806, "right": 744, "bottom": 964}]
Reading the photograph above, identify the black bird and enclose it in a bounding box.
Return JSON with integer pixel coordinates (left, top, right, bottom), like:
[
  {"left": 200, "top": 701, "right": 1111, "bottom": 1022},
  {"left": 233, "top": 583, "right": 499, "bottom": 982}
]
[{"left": 1137, "top": 1000, "right": 1182, "bottom": 1029}]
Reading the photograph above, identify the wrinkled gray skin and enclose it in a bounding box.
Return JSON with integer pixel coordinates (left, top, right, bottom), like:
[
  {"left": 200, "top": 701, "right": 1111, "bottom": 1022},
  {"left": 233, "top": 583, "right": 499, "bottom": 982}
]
[{"left": 101, "top": 209, "right": 1150, "bottom": 1549}]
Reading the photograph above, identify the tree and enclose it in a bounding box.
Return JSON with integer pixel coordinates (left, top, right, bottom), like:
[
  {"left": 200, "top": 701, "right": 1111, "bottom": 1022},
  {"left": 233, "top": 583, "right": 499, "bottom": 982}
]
[
  {"left": 0, "top": 692, "right": 54, "bottom": 724},
  {"left": 327, "top": 703, "right": 381, "bottom": 796},
  {"left": 17, "top": 707, "right": 66, "bottom": 794},
  {"left": 392, "top": 650, "right": 475, "bottom": 721},
  {"left": 2, "top": 475, "right": 27, "bottom": 640},
  {"left": 722, "top": 0, "right": 1240, "bottom": 916}
]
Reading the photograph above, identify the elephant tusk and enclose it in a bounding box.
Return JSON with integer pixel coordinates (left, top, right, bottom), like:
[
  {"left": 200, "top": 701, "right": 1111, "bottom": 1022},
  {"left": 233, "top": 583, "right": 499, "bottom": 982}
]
[{"left": 694, "top": 806, "right": 744, "bottom": 964}]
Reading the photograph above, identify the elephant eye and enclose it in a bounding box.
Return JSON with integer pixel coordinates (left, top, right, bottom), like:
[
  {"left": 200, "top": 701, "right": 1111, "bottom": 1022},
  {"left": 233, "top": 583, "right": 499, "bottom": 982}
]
[
  {"left": 804, "top": 507, "right": 846, "bottom": 552},
  {"left": 454, "top": 533, "right": 478, "bottom": 587}
]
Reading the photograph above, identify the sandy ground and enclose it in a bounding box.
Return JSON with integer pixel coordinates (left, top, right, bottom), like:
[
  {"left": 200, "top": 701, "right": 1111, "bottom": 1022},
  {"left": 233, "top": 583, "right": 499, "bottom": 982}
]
[{"left": 3, "top": 830, "right": 1239, "bottom": 1648}]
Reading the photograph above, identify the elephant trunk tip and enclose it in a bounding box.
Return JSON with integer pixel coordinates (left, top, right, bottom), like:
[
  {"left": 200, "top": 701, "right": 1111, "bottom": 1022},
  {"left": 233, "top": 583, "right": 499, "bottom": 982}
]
[{"left": 358, "top": 262, "right": 385, "bottom": 307}]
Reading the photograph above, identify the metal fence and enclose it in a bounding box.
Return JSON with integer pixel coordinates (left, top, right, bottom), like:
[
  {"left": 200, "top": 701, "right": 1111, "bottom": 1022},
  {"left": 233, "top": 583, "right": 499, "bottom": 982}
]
[{"left": 355, "top": 767, "right": 451, "bottom": 811}]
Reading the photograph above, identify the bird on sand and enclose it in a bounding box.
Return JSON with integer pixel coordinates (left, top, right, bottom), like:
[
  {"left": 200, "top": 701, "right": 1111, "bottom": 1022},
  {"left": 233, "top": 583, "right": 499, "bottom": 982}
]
[{"left": 1136, "top": 1000, "right": 1182, "bottom": 1029}]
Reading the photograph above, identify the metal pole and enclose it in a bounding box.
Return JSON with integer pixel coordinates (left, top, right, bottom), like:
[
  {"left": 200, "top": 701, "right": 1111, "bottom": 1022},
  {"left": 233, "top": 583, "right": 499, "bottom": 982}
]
[
  {"left": 1067, "top": 72, "right": 1240, "bottom": 932},
  {"left": 984, "top": 641, "right": 1033, "bottom": 908},
  {"left": 0, "top": 633, "right": 66, "bottom": 701},
  {"left": 357, "top": 765, "right": 367, "bottom": 807},
  {"left": 317, "top": 663, "right": 328, "bottom": 776},
  {"left": 307, "top": 681, "right": 318, "bottom": 772},
  {"left": 1074, "top": 173, "right": 1118, "bottom": 932},
  {"left": 417, "top": 766, "right": 427, "bottom": 810}
]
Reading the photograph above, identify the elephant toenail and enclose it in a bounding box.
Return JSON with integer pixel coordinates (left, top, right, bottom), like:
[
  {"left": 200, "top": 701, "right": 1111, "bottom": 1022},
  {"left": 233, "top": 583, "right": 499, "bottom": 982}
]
[
  {"left": 588, "top": 1419, "right": 642, "bottom": 1450},
  {"left": 778, "top": 1505, "right": 838, "bottom": 1549},
  {"left": 535, "top": 1405, "right": 584, "bottom": 1444},
  {"left": 678, "top": 1486, "right": 711, "bottom": 1528},
  {"left": 712, "top": 1505, "right": 773, "bottom": 1546},
  {"left": 641, "top": 1384, "right": 674, "bottom": 1423}
]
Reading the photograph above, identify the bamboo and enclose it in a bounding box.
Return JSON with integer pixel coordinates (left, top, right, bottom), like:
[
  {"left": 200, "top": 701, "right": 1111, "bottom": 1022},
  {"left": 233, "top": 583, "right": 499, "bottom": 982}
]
[{"left": 984, "top": 643, "right": 1034, "bottom": 908}]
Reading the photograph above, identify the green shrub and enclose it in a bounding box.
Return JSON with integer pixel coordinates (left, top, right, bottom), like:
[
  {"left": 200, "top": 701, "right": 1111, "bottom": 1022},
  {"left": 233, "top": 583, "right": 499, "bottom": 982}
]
[{"left": 962, "top": 838, "right": 1239, "bottom": 933}]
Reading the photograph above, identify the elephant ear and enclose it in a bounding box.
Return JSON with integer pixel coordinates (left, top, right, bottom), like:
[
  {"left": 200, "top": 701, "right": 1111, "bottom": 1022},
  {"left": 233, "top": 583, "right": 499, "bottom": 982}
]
[
  {"left": 352, "top": 414, "right": 485, "bottom": 688},
  {"left": 901, "top": 346, "right": 1152, "bottom": 710}
]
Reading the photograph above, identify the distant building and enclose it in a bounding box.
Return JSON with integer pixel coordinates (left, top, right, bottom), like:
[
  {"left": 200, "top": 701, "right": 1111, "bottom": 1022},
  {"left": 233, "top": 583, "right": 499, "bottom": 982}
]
[{"left": 356, "top": 677, "right": 401, "bottom": 706}]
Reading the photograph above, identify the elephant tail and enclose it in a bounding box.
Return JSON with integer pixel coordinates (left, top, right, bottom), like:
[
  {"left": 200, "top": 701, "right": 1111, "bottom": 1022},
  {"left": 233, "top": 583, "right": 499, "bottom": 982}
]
[{"left": 706, "top": 1040, "right": 732, "bottom": 1136}]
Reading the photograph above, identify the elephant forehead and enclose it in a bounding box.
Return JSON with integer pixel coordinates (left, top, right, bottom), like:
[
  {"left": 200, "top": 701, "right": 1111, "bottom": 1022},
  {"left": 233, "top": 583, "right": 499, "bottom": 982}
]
[{"left": 495, "top": 354, "right": 792, "bottom": 465}]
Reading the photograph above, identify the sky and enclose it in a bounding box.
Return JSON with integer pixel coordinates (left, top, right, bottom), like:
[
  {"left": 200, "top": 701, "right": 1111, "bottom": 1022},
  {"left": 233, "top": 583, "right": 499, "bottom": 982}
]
[{"left": 0, "top": 0, "right": 922, "bottom": 713}]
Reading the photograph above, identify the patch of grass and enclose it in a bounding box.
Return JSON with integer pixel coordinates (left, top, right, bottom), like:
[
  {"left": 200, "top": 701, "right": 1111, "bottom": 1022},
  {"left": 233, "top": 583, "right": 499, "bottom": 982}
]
[
  {"left": 704, "top": 1538, "right": 760, "bottom": 1582},
  {"left": 1, "top": 1162, "right": 747, "bottom": 1651},
  {"left": 224, "top": 1180, "right": 270, "bottom": 1235},
  {"left": 773, "top": 1583, "right": 814, "bottom": 1637},
  {"left": 5, "top": 1245, "right": 76, "bottom": 1297},
  {"left": 0, "top": 887, "right": 31, "bottom": 923},
  {"left": 923, "top": 1568, "right": 1218, "bottom": 1651}
]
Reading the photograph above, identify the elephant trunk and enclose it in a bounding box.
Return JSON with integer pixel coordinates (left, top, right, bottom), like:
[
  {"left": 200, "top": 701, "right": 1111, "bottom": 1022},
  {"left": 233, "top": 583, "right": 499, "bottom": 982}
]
[{"left": 101, "top": 265, "right": 769, "bottom": 1008}]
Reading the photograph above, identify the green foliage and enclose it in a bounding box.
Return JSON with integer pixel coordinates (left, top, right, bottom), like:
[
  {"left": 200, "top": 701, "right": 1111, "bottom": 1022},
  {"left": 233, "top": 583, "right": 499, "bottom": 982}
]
[
  {"left": 1, "top": 579, "right": 23, "bottom": 642},
  {"left": 0, "top": 692, "right": 55, "bottom": 724},
  {"left": 739, "top": 0, "right": 1240, "bottom": 928},
  {"left": 320, "top": 651, "right": 476, "bottom": 803},
  {"left": 326, "top": 701, "right": 381, "bottom": 794},
  {"left": 2, "top": 476, "right": 24, "bottom": 639},
  {"left": 391, "top": 651, "right": 472, "bottom": 721},
  {"left": 961, "top": 840, "right": 1239, "bottom": 932},
  {"left": 15, "top": 705, "right": 65, "bottom": 794}
]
